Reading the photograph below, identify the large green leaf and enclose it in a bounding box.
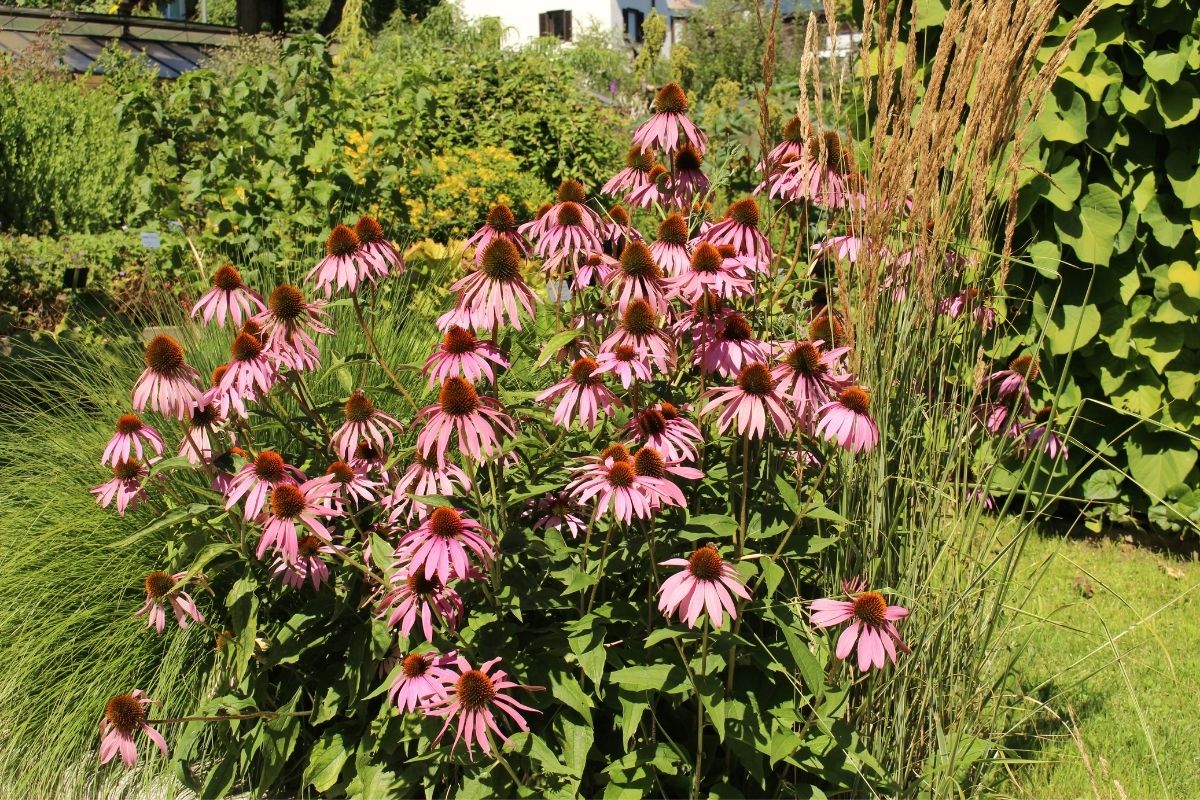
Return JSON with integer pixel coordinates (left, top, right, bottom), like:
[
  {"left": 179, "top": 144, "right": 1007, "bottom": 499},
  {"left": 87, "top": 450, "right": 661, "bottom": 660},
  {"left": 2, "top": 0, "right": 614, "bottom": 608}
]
[
  {"left": 1045, "top": 303, "right": 1102, "bottom": 354},
  {"left": 1054, "top": 183, "right": 1123, "bottom": 265},
  {"left": 1124, "top": 430, "right": 1198, "bottom": 499}
]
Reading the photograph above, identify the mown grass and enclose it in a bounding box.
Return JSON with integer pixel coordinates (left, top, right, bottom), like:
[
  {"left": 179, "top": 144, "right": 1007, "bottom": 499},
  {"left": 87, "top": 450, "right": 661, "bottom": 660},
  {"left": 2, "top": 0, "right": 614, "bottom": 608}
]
[{"left": 1008, "top": 532, "right": 1200, "bottom": 799}]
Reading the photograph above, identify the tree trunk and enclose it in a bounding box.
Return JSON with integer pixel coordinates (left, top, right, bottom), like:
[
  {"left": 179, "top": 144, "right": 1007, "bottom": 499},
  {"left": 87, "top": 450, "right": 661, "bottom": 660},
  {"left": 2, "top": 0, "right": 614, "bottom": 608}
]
[
  {"left": 317, "top": 0, "right": 348, "bottom": 35},
  {"left": 236, "top": 0, "right": 285, "bottom": 33}
]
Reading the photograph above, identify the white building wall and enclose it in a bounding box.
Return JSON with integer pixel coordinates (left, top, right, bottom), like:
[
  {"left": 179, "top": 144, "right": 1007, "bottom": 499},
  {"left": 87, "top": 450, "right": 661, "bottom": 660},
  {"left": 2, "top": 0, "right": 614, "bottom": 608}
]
[{"left": 454, "top": 0, "right": 681, "bottom": 53}]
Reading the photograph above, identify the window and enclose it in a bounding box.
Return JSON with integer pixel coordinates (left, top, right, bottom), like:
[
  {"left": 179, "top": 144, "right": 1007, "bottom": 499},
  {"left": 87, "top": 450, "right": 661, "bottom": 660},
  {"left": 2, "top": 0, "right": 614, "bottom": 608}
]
[
  {"left": 623, "top": 7, "right": 645, "bottom": 43},
  {"left": 538, "top": 10, "right": 572, "bottom": 41}
]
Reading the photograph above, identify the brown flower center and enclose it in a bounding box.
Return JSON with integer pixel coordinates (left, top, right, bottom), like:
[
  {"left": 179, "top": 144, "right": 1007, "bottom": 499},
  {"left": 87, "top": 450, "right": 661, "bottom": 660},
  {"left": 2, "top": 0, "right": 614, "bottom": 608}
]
[
  {"left": 726, "top": 198, "right": 760, "bottom": 229},
  {"left": 326, "top": 224, "right": 361, "bottom": 257},
  {"left": 212, "top": 264, "right": 243, "bottom": 291},
  {"left": 269, "top": 284, "right": 306, "bottom": 322},
  {"left": 104, "top": 694, "right": 145, "bottom": 735},
  {"left": 736, "top": 363, "right": 775, "bottom": 396},
  {"left": 534, "top": 203, "right": 553, "bottom": 220},
  {"left": 355, "top": 440, "right": 381, "bottom": 462},
  {"left": 144, "top": 570, "right": 173, "bottom": 599},
  {"left": 326, "top": 460, "right": 355, "bottom": 484},
  {"left": 633, "top": 447, "right": 666, "bottom": 479},
  {"left": 485, "top": 204, "right": 517, "bottom": 232},
  {"left": 720, "top": 315, "right": 753, "bottom": 342},
  {"left": 619, "top": 241, "right": 661, "bottom": 279},
  {"left": 637, "top": 408, "right": 667, "bottom": 437},
  {"left": 254, "top": 451, "right": 286, "bottom": 482},
  {"left": 1009, "top": 355, "right": 1040, "bottom": 381},
  {"left": 660, "top": 402, "right": 679, "bottom": 420},
  {"left": 607, "top": 461, "right": 636, "bottom": 488},
  {"left": 479, "top": 238, "right": 522, "bottom": 282},
  {"left": 455, "top": 669, "right": 497, "bottom": 710},
  {"left": 270, "top": 483, "right": 306, "bottom": 519},
  {"left": 687, "top": 545, "right": 723, "bottom": 581},
  {"left": 852, "top": 591, "right": 887, "bottom": 627},
  {"left": 113, "top": 458, "right": 142, "bottom": 480},
  {"left": 570, "top": 357, "right": 600, "bottom": 385},
  {"left": 297, "top": 534, "right": 323, "bottom": 557},
  {"left": 557, "top": 179, "right": 586, "bottom": 204},
  {"left": 556, "top": 201, "right": 584, "bottom": 227},
  {"left": 597, "top": 443, "right": 631, "bottom": 465},
  {"left": 839, "top": 386, "right": 871, "bottom": 414},
  {"left": 654, "top": 82, "right": 689, "bottom": 114},
  {"left": 406, "top": 572, "right": 440, "bottom": 595},
  {"left": 821, "top": 131, "right": 848, "bottom": 171},
  {"left": 231, "top": 332, "right": 264, "bottom": 362},
  {"left": 190, "top": 402, "right": 220, "bottom": 429},
  {"left": 115, "top": 414, "right": 143, "bottom": 435},
  {"left": 211, "top": 364, "right": 230, "bottom": 386},
  {"left": 691, "top": 242, "right": 723, "bottom": 274},
  {"left": 657, "top": 214, "right": 689, "bottom": 246},
  {"left": 646, "top": 165, "right": 669, "bottom": 187},
  {"left": 429, "top": 507, "right": 464, "bottom": 539},
  {"left": 401, "top": 653, "right": 429, "bottom": 678},
  {"left": 692, "top": 291, "right": 724, "bottom": 317},
  {"left": 673, "top": 143, "right": 703, "bottom": 172},
  {"left": 609, "top": 204, "right": 631, "bottom": 227},
  {"left": 144, "top": 335, "right": 185, "bottom": 375},
  {"left": 614, "top": 344, "right": 637, "bottom": 362},
  {"left": 442, "top": 326, "right": 477, "bottom": 355},
  {"left": 782, "top": 115, "right": 806, "bottom": 144},
  {"left": 621, "top": 300, "right": 658, "bottom": 337},
  {"left": 439, "top": 377, "right": 480, "bottom": 417},
  {"left": 344, "top": 391, "right": 375, "bottom": 423},
  {"left": 354, "top": 215, "right": 386, "bottom": 244},
  {"left": 785, "top": 342, "right": 825, "bottom": 376},
  {"left": 808, "top": 312, "right": 845, "bottom": 345},
  {"left": 626, "top": 147, "right": 654, "bottom": 171}
]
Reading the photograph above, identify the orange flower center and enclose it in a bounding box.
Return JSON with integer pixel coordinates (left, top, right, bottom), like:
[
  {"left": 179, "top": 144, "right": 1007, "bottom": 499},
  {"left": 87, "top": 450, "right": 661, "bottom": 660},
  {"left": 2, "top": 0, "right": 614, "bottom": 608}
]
[
  {"left": 556, "top": 179, "right": 586, "bottom": 204},
  {"left": 674, "top": 143, "right": 703, "bottom": 172},
  {"left": 782, "top": 115, "right": 806, "bottom": 144},
  {"left": 439, "top": 377, "right": 480, "bottom": 417},
  {"left": 254, "top": 451, "right": 286, "bottom": 482},
  {"left": 354, "top": 215, "right": 386, "bottom": 244},
  {"left": 1009, "top": 355, "right": 1040, "bottom": 381},
  {"left": 190, "top": 402, "right": 219, "bottom": 429},
  {"left": 621, "top": 300, "right": 658, "bottom": 337},
  {"left": 355, "top": 440, "right": 381, "bottom": 462},
  {"left": 657, "top": 214, "right": 689, "bottom": 246},
  {"left": 736, "top": 363, "right": 775, "bottom": 396},
  {"left": 839, "top": 387, "right": 871, "bottom": 414},
  {"left": 441, "top": 326, "right": 477, "bottom": 355},
  {"left": 633, "top": 447, "right": 666, "bottom": 478},
  {"left": 113, "top": 458, "right": 142, "bottom": 480},
  {"left": 144, "top": 570, "right": 173, "bottom": 599},
  {"left": 570, "top": 357, "right": 600, "bottom": 385},
  {"left": 690, "top": 242, "right": 723, "bottom": 274},
  {"left": 270, "top": 483, "right": 306, "bottom": 519},
  {"left": 343, "top": 391, "right": 374, "bottom": 423},
  {"left": 626, "top": 147, "right": 654, "bottom": 171},
  {"left": 785, "top": 342, "right": 824, "bottom": 376},
  {"left": 402, "top": 653, "right": 429, "bottom": 678},
  {"left": 325, "top": 224, "right": 361, "bottom": 257},
  {"left": 556, "top": 202, "right": 584, "bottom": 227},
  {"left": 297, "top": 534, "right": 323, "bottom": 557},
  {"left": 231, "top": 332, "right": 264, "bottom": 362},
  {"left": 428, "top": 507, "right": 465, "bottom": 539},
  {"left": 687, "top": 545, "right": 723, "bottom": 581},
  {"left": 479, "top": 238, "right": 522, "bottom": 282},
  {"left": 212, "top": 263, "right": 243, "bottom": 291},
  {"left": 726, "top": 198, "right": 760, "bottom": 229},
  {"left": 654, "top": 82, "right": 688, "bottom": 114},
  {"left": 637, "top": 408, "right": 667, "bottom": 436},
  {"left": 455, "top": 669, "right": 497, "bottom": 710},
  {"left": 660, "top": 402, "right": 678, "bottom": 420},
  {"left": 852, "top": 591, "right": 887, "bottom": 626},
  {"left": 600, "top": 443, "right": 631, "bottom": 463},
  {"left": 692, "top": 291, "right": 724, "bottom": 317},
  {"left": 268, "top": 284, "right": 305, "bottom": 321},
  {"left": 720, "top": 315, "right": 753, "bottom": 342},
  {"left": 104, "top": 694, "right": 145, "bottom": 735},
  {"left": 144, "top": 334, "right": 185, "bottom": 374},
  {"left": 326, "top": 460, "right": 355, "bottom": 484},
  {"left": 808, "top": 312, "right": 845, "bottom": 344},
  {"left": 485, "top": 204, "right": 517, "bottom": 232},
  {"left": 406, "top": 572, "right": 439, "bottom": 595},
  {"left": 614, "top": 344, "right": 637, "bottom": 362},
  {"left": 609, "top": 204, "right": 631, "bottom": 226},
  {"left": 607, "top": 461, "right": 636, "bottom": 488},
  {"left": 115, "top": 413, "right": 143, "bottom": 435},
  {"left": 619, "top": 241, "right": 661, "bottom": 279}
]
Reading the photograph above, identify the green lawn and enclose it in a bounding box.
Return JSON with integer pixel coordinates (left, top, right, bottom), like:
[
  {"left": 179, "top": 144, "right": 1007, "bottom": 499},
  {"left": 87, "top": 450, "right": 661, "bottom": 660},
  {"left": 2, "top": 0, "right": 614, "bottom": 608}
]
[{"left": 1009, "top": 533, "right": 1200, "bottom": 798}]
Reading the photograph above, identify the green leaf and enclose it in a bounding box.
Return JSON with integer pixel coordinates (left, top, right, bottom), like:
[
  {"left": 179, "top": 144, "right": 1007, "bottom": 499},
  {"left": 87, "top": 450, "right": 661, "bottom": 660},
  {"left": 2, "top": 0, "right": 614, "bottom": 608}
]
[
  {"left": 1143, "top": 43, "right": 1192, "bottom": 83},
  {"left": 577, "top": 644, "right": 606, "bottom": 685},
  {"left": 111, "top": 503, "right": 212, "bottom": 547},
  {"left": 608, "top": 664, "right": 679, "bottom": 691},
  {"left": 1124, "top": 429, "right": 1197, "bottom": 499},
  {"left": 1044, "top": 304, "right": 1102, "bottom": 354},
  {"left": 1028, "top": 240, "right": 1061, "bottom": 278},
  {"left": 535, "top": 329, "right": 585, "bottom": 369},
  {"left": 304, "top": 732, "right": 350, "bottom": 792},
  {"left": 1054, "top": 183, "right": 1123, "bottom": 266},
  {"left": 199, "top": 755, "right": 237, "bottom": 799},
  {"left": 1037, "top": 85, "right": 1088, "bottom": 143},
  {"left": 550, "top": 672, "right": 593, "bottom": 724},
  {"left": 1155, "top": 82, "right": 1200, "bottom": 128}
]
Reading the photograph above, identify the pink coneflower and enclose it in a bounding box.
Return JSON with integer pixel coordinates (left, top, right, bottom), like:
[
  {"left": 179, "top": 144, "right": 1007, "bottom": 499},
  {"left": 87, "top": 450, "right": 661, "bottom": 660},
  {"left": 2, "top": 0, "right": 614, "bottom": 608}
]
[
  {"left": 607, "top": 240, "right": 669, "bottom": 314},
  {"left": 632, "top": 446, "right": 701, "bottom": 511},
  {"left": 650, "top": 214, "right": 692, "bottom": 278},
  {"left": 255, "top": 284, "right": 333, "bottom": 372},
  {"left": 567, "top": 452, "right": 654, "bottom": 524},
  {"left": 354, "top": 215, "right": 404, "bottom": 276},
  {"left": 603, "top": 146, "right": 657, "bottom": 197},
  {"left": 377, "top": 567, "right": 467, "bottom": 641},
  {"left": 536, "top": 357, "right": 622, "bottom": 430},
  {"left": 975, "top": 401, "right": 1021, "bottom": 437},
  {"left": 270, "top": 533, "right": 343, "bottom": 590},
  {"left": 701, "top": 363, "right": 793, "bottom": 439},
  {"left": 625, "top": 402, "right": 704, "bottom": 462},
  {"left": 307, "top": 224, "right": 373, "bottom": 297},
  {"left": 467, "top": 204, "right": 532, "bottom": 264},
  {"left": 602, "top": 204, "right": 641, "bottom": 252},
  {"left": 671, "top": 290, "right": 733, "bottom": 345},
  {"left": 812, "top": 228, "right": 884, "bottom": 264},
  {"left": 810, "top": 579, "right": 910, "bottom": 672},
  {"left": 426, "top": 656, "right": 542, "bottom": 757},
  {"left": 696, "top": 313, "right": 768, "bottom": 379},
  {"left": 217, "top": 326, "right": 279, "bottom": 418},
  {"left": 593, "top": 343, "right": 654, "bottom": 389},
  {"left": 224, "top": 450, "right": 304, "bottom": 519},
  {"left": 530, "top": 490, "right": 588, "bottom": 539},
  {"left": 257, "top": 479, "right": 342, "bottom": 563},
  {"left": 632, "top": 82, "right": 708, "bottom": 155},
  {"left": 668, "top": 143, "right": 710, "bottom": 207},
  {"left": 703, "top": 198, "right": 772, "bottom": 261},
  {"left": 416, "top": 377, "right": 516, "bottom": 467},
  {"left": 815, "top": 387, "right": 880, "bottom": 453},
  {"left": 772, "top": 132, "right": 861, "bottom": 209},
  {"left": 449, "top": 238, "right": 538, "bottom": 332},
  {"left": 516, "top": 201, "right": 555, "bottom": 242},
  {"left": 178, "top": 393, "right": 224, "bottom": 464},
  {"left": 938, "top": 287, "right": 995, "bottom": 331},
  {"left": 772, "top": 340, "right": 852, "bottom": 426},
  {"left": 535, "top": 180, "right": 605, "bottom": 263},
  {"left": 331, "top": 391, "right": 404, "bottom": 462},
  {"left": 388, "top": 651, "right": 451, "bottom": 712},
  {"left": 99, "top": 691, "right": 167, "bottom": 768},
  {"left": 102, "top": 414, "right": 163, "bottom": 467},
  {"left": 318, "top": 458, "right": 382, "bottom": 508},
  {"left": 573, "top": 251, "right": 618, "bottom": 290},
  {"left": 657, "top": 545, "right": 750, "bottom": 629},
  {"left": 384, "top": 453, "right": 473, "bottom": 524},
  {"left": 351, "top": 439, "right": 388, "bottom": 474},
  {"left": 135, "top": 570, "right": 204, "bottom": 633},
  {"left": 757, "top": 115, "right": 807, "bottom": 175},
  {"left": 988, "top": 354, "right": 1038, "bottom": 411},
  {"left": 599, "top": 299, "right": 675, "bottom": 374},
  {"left": 436, "top": 291, "right": 486, "bottom": 333},
  {"left": 91, "top": 458, "right": 148, "bottom": 515},
  {"left": 626, "top": 164, "right": 675, "bottom": 210},
  {"left": 398, "top": 507, "right": 495, "bottom": 583},
  {"left": 423, "top": 326, "right": 508, "bottom": 387},
  {"left": 132, "top": 335, "right": 202, "bottom": 420},
  {"left": 191, "top": 263, "right": 265, "bottom": 327},
  {"left": 1020, "top": 405, "right": 1069, "bottom": 460}
]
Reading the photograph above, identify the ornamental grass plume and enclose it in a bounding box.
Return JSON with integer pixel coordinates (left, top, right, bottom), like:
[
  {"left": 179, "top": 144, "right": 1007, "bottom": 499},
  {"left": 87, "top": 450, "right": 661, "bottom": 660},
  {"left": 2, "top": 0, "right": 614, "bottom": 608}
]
[
  {"left": 99, "top": 690, "right": 167, "bottom": 768},
  {"left": 191, "top": 263, "right": 265, "bottom": 327},
  {"left": 657, "top": 545, "right": 750, "bottom": 629},
  {"left": 425, "top": 656, "right": 542, "bottom": 757}
]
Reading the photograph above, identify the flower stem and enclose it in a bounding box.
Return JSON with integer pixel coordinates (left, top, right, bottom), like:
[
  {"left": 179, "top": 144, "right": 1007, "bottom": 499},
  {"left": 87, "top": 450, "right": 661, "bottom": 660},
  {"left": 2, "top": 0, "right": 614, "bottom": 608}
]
[
  {"left": 147, "top": 709, "right": 312, "bottom": 724},
  {"left": 351, "top": 292, "right": 417, "bottom": 411},
  {"left": 585, "top": 523, "right": 616, "bottom": 614},
  {"left": 692, "top": 619, "right": 710, "bottom": 799}
]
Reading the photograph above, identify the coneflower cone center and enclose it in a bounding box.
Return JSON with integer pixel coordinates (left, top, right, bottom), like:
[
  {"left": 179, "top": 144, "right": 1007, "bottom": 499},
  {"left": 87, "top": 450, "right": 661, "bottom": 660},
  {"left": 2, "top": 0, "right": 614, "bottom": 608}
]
[
  {"left": 727, "top": 198, "right": 760, "bottom": 229},
  {"left": 241, "top": 319, "right": 265, "bottom": 339},
  {"left": 534, "top": 203, "right": 553, "bottom": 221},
  {"left": 637, "top": 409, "right": 667, "bottom": 437},
  {"left": 839, "top": 387, "right": 871, "bottom": 414},
  {"left": 297, "top": 534, "right": 322, "bottom": 557},
  {"left": 269, "top": 284, "right": 305, "bottom": 321},
  {"left": 441, "top": 326, "right": 476, "bottom": 355},
  {"left": 556, "top": 202, "right": 584, "bottom": 227},
  {"left": 344, "top": 392, "right": 375, "bottom": 423},
  {"left": 626, "top": 147, "right": 654, "bottom": 171},
  {"left": 622, "top": 300, "right": 658, "bottom": 336},
  {"left": 429, "top": 507, "right": 465, "bottom": 539},
  {"left": 270, "top": 483, "right": 306, "bottom": 519},
  {"left": 439, "top": 377, "right": 480, "bottom": 416},
  {"left": 327, "top": 460, "right": 355, "bottom": 484},
  {"left": 607, "top": 461, "right": 636, "bottom": 488},
  {"left": 691, "top": 242, "right": 722, "bottom": 273},
  {"left": 213, "top": 264, "right": 243, "bottom": 291},
  {"left": 145, "top": 570, "right": 173, "bottom": 599},
  {"left": 190, "top": 403, "right": 219, "bottom": 428},
  {"left": 688, "top": 546, "right": 723, "bottom": 581},
  {"left": 821, "top": 131, "right": 847, "bottom": 170},
  {"left": 485, "top": 204, "right": 517, "bottom": 232},
  {"left": 401, "top": 653, "right": 429, "bottom": 678},
  {"left": 570, "top": 357, "right": 600, "bottom": 385},
  {"left": 557, "top": 179, "right": 586, "bottom": 204},
  {"left": 600, "top": 443, "right": 631, "bottom": 463},
  {"left": 211, "top": 364, "right": 230, "bottom": 386},
  {"left": 692, "top": 291, "right": 723, "bottom": 317},
  {"left": 115, "top": 414, "right": 143, "bottom": 435},
  {"left": 609, "top": 204, "right": 631, "bottom": 226},
  {"left": 657, "top": 214, "right": 689, "bottom": 246},
  {"left": 809, "top": 313, "right": 844, "bottom": 344},
  {"left": 786, "top": 342, "right": 825, "bottom": 376},
  {"left": 355, "top": 441, "right": 381, "bottom": 462},
  {"left": 456, "top": 669, "right": 497, "bottom": 710},
  {"left": 326, "top": 224, "right": 361, "bottom": 257},
  {"left": 633, "top": 447, "right": 666, "bottom": 478},
  {"left": 659, "top": 402, "right": 679, "bottom": 420},
  {"left": 1009, "top": 355, "right": 1039, "bottom": 381},
  {"left": 654, "top": 82, "right": 688, "bottom": 114},
  {"left": 782, "top": 115, "right": 806, "bottom": 144},
  {"left": 105, "top": 694, "right": 145, "bottom": 734},
  {"left": 721, "top": 315, "right": 753, "bottom": 342},
  {"left": 354, "top": 215, "right": 386, "bottom": 244},
  {"left": 620, "top": 242, "right": 660, "bottom": 279},
  {"left": 852, "top": 591, "right": 887, "bottom": 627},
  {"left": 674, "top": 144, "right": 702, "bottom": 172},
  {"left": 231, "top": 332, "right": 264, "bottom": 362},
  {"left": 737, "top": 364, "right": 775, "bottom": 396},
  {"left": 254, "top": 451, "right": 286, "bottom": 482},
  {"left": 614, "top": 344, "right": 637, "bottom": 362},
  {"left": 113, "top": 458, "right": 142, "bottom": 480},
  {"left": 406, "top": 572, "right": 439, "bottom": 595},
  {"left": 144, "top": 335, "right": 185, "bottom": 374},
  {"left": 479, "top": 239, "right": 522, "bottom": 282}
]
